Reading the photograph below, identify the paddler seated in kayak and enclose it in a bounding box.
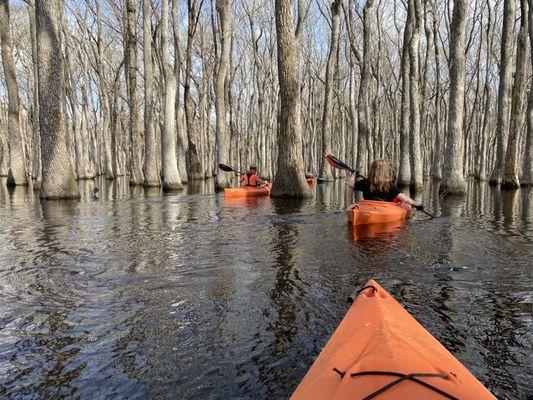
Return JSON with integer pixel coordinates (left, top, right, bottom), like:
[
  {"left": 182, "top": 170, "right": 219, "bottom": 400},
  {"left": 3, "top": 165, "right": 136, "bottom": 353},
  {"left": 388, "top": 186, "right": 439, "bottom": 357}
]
[
  {"left": 347, "top": 159, "right": 424, "bottom": 210},
  {"left": 242, "top": 165, "right": 267, "bottom": 187}
]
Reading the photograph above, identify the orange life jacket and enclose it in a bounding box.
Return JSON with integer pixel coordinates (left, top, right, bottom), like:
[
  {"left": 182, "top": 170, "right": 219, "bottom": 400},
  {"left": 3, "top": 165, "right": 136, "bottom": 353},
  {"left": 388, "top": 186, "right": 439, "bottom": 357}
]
[{"left": 242, "top": 172, "right": 261, "bottom": 187}]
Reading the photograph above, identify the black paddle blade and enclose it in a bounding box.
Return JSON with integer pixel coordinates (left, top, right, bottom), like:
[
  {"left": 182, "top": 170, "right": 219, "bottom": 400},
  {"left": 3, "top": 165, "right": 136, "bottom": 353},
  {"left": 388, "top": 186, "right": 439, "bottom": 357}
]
[
  {"left": 326, "top": 154, "right": 355, "bottom": 173},
  {"left": 218, "top": 163, "right": 234, "bottom": 172}
]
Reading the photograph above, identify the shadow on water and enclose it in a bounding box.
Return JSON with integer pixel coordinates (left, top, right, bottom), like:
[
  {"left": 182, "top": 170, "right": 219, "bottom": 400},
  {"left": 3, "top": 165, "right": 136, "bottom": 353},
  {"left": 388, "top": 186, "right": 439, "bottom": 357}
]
[{"left": 0, "top": 178, "right": 531, "bottom": 399}]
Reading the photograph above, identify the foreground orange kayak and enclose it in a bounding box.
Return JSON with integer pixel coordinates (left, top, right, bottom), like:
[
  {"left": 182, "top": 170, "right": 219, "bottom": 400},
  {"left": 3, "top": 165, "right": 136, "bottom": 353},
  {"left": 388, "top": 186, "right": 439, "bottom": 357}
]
[
  {"left": 346, "top": 200, "right": 411, "bottom": 226},
  {"left": 224, "top": 185, "right": 270, "bottom": 198},
  {"left": 291, "top": 280, "right": 496, "bottom": 400}
]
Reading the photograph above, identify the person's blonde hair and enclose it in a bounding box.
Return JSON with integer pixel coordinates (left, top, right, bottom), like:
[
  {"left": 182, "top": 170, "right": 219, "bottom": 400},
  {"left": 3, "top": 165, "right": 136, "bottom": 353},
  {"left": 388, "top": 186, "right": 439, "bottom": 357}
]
[{"left": 368, "top": 159, "right": 393, "bottom": 193}]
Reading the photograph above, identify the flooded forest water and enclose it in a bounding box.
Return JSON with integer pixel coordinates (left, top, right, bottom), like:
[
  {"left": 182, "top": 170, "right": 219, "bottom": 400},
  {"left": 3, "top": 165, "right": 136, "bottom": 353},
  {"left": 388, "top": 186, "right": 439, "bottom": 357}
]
[{"left": 0, "top": 177, "right": 531, "bottom": 399}]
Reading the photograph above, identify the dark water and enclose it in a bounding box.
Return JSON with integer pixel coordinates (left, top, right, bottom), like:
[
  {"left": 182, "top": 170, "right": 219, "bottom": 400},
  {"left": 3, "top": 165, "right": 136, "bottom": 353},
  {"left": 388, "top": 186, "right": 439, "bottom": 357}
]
[{"left": 0, "top": 177, "right": 531, "bottom": 400}]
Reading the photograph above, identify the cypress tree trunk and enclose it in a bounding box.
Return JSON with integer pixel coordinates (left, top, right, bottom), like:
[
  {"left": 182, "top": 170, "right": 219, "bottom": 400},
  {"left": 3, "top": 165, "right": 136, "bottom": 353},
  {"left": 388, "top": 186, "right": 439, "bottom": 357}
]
[
  {"left": 161, "top": 0, "right": 182, "bottom": 190},
  {"left": 440, "top": 0, "right": 467, "bottom": 195},
  {"left": 270, "top": 0, "right": 311, "bottom": 198},
  {"left": 0, "top": 0, "right": 28, "bottom": 186},
  {"left": 489, "top": 0, "right": 515, "bottom": 185},
  {"left": 398, "top": 0, "right": 412, "bottom": 186},
  {"left": 523, "top": 0, "right": 533, "bottom": 186},
  {"left": 143, "top": 0, "right": 159, "bottom": 187},
  {"left": 36, "top": 0, "right": 79, "bottom": 199},
  {"left": 502, "top": 0, "right": 528, "bottom": 189},
  {"left": 215, "top": 0, "right": 232, "bottom": 189},
  {"left": 125, "top": 0, "right": 144, "bottom": 185},
  {"left": 318, "top": 0, "right": 340, "bottom": 182},
  {"left": 408, "top": 0, "right": 423, "bottom": 191}
]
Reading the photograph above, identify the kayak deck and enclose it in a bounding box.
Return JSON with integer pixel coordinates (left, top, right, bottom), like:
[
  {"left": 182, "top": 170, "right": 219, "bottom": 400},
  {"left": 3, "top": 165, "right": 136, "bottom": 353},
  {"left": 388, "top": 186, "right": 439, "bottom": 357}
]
[
  {"left": 224, "top": 185, "right": 271, "bottom": 198},
  {"left": 291, "top": 280, "right": 496, "bottom": 400},
  {"left": 346, "top": 200, "right": 411, "bottom": 226}
]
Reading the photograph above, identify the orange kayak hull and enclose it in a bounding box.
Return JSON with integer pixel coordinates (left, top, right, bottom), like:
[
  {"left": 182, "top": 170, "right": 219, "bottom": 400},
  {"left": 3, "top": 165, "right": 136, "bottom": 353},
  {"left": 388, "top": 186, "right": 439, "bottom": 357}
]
[
  {"left": 346, "top": 200, "right": 411, "bottom": 226},
  {"left": 224, "top": 185, "right": 270, "bottom": 198},
  {"left": 291, "top": 280, "right": 496, "bottom": 400},
  {"left": 307, "top": 178, "right": 316, "bottom": 185}
]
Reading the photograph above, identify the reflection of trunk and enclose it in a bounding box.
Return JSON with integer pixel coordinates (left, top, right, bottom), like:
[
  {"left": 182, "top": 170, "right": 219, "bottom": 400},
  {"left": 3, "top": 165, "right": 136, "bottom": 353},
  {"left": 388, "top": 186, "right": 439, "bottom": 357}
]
[
  {"left": 184, "top": 0, "right": 204, "bottom": 180},
  {"left": 502, "top": 0, "right": 528, "bottom": 189},
  {"left": 318, "top": 0, "right": 340, "bottom": 181},
  {"left": 489, "top": 0, "right": 515, "bottom": 185},
  {"left": 0, "top": 0, "right": 27, "bottom": 185},
  {"left": 408, "top": 0, "right": 423, "bottom": 191},
  {"left": 440, "top": 0, "right": 467, "bottom": 195},
  {"left": 125, "top": 0, "right": 144, "bottom": 185},
  {"left": 270, "top": 0, "right": 311, "bottom": 198},
  {"left": 143, "top": 0, "right": 159, "bottom": 187},
  {"left": 36, "top": 0, "right": 79, "bottom": 199},
  {"left": 161, "top": 0, "right": 182, "bottom": 190},
  {"left": 215, "top": 0, "right": 232, "bottom": 189},
  {"left": 357, "top": 0, "right": 374, "bottom": 172}
]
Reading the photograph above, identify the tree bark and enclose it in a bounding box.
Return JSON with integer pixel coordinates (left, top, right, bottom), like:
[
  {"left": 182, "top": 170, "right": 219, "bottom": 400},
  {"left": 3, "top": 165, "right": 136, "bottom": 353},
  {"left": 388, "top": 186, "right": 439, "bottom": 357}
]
[
  {"left": 357, "top": 0, "right": 374, "bottom": 172},
  {"left": 431, "top": 7, "right": 443, "bottom": 180},
  {"left": 318, "top": 0, "right": 340, "bottom": 181},
  {"left": 184, "top": 0, "right": 205, "bottom": 180},
  {"left": 215, "top": 0, "right": 232, "bottom": 188},
  {"left": 0, "top": 0, "right": 28, "bottom": 186},
  {"left": 143, "top": 0, "right": 159, "bottom": 187},
  {"left": 408, "top": 0, "right": 423, "bottom": 190},
  {"left": 36, "top": 0, "right": 79, "bottom": 199},
  {"left": 440, "top": 0, "right": 467, "bottom": 195},
  {"left": 161, "top": 0, "right": 182, "bottom": 190},
  {"left": 489, "top": 0, "right": 515, "bottom": 185},
  {"left": 125, "top": 0, "right": 144, "bottom": 185},
  {"left": 28, "top": 0, "right": 41, "bottom": 187},
  {"left": 397, "top": 0, "right": 412, "bottom": 186},
  {"left": 270, "top": 0, "right": 311, "bottom": 198},
  {"left": 522, "top": 0, "right": 533, "bottom": 186},
  {"left": 502, "top": 0, "right": 528, "bottom": 189}
]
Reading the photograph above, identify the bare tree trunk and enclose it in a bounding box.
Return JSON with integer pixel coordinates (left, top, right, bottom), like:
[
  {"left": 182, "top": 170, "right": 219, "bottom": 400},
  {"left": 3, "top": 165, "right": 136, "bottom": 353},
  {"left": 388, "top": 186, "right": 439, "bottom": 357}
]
[
  {"left": 408, "top": 0, "right": 423, "bottom": 190},
  {"left": 270, "top": 0, "right": 311, "bottom": 198},
  {"left": 357, "top": 0, "right": 374, "bottom": 172},
  {"left": 172, "top": 0, "right": 188, "bottom": 183},
  {"left": 431, "top": 7, "right": 443, "bottom": 180},
  {"left": 28, "top": 0, "right": 41, "bottom": 187},
  {"left": 143, "top": 0, "right": 159, "bottom": 187},
  {"left": 502, "top": 0, "right": 528, "bottom": 189},
  {"left": 523, "top": 0, "right": 533, "bottom": 186},
  {"left": 36, "top": 0, "right": 79, "bottom": 199},
  {"left": 440, "top": 0, "right": 467, "bottom": 195},
  {"left": 161, "top": 0, "right": 182, "bottom": 190},
  {"left": 125, "top": 0, "right": 144, "bottom": 185},
  {"left": 318, "top": 0, "right": 340, "bottom": 181},
  {"left": 0, "top": 0, "right": 28, "bottom": 186},
  {"left": 489, "top": 0, "right": 515, "bottom": 185},
  {"left": 185, "top": 0, "right": 204, "bottom": 180},
  {"left": 398, "top": 0, "right": 412, "bottom": 186},
  {"left": 215, "top": 0, "right": 232, "bottom": 188}
]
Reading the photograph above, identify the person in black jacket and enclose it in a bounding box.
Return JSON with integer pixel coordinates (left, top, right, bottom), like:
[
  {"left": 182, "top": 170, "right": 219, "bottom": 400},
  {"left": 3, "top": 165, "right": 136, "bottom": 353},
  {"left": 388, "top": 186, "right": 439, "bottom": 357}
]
[{"left": 347, "top": 159, "right": 424, "bottom": 210}]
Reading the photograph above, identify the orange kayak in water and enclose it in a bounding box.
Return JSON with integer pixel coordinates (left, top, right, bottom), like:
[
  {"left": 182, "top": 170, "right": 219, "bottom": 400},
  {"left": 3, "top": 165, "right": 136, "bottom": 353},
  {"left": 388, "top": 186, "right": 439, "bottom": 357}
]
[
  {"left": 307, "top": 178, "right": 316, "bottom": 185},
  {"left": 346, "top": 200, "right": 411, "bottom": 226},
  {"left": 291, "top": 280, "right": 496, "bottom": 400},
  {"left": 224, "top": 185, "right": 270, "bottom": 198}
]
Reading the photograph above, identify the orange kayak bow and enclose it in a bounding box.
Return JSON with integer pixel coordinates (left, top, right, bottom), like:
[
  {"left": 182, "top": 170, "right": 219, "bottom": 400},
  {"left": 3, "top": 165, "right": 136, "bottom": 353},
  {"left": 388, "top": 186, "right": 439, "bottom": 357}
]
[
  {"left": 291, "top": 280, "right": 496, "bottom": 400},
  {"left": 346, "top": 200, "right": 411, "bottom": 226}
]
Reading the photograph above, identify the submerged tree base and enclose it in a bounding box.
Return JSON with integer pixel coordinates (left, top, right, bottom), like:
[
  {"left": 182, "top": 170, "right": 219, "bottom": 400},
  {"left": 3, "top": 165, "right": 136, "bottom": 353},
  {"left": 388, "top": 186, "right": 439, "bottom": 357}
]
[
  {"left": 439, "top": 177, "right": 467, "bottom": 195},
  {"left": 501, "top": 175, "right": 520, "bottom": 190}
]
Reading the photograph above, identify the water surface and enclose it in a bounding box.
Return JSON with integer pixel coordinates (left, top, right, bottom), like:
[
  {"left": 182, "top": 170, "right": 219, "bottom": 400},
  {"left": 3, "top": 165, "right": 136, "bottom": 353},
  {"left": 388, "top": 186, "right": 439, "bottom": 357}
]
[{"left": 0, "top": 178, "right": 531, "bottom": 399}]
